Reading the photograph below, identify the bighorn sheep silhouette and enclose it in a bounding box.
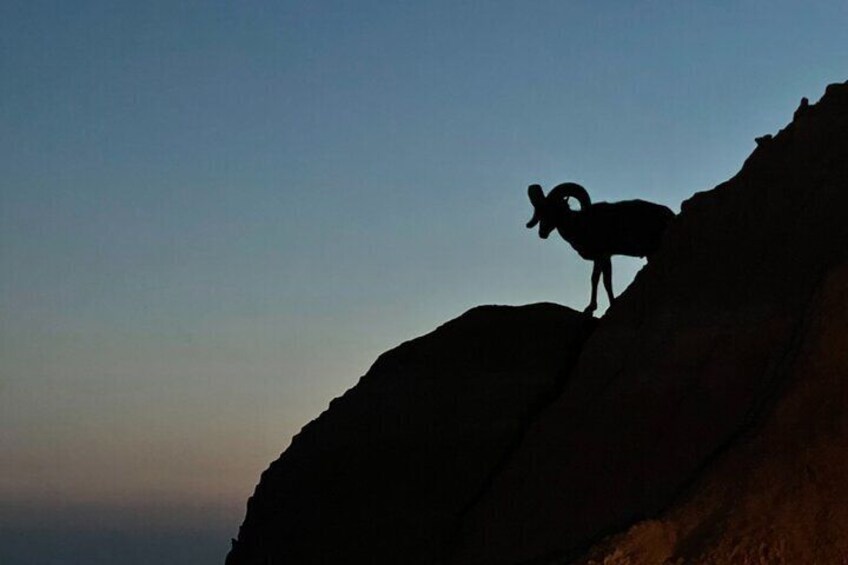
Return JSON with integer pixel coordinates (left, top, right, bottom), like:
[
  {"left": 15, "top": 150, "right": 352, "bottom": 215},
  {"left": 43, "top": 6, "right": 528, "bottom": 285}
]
[{"left": 526, "top": 182, "right": 674, "bottom": 313}]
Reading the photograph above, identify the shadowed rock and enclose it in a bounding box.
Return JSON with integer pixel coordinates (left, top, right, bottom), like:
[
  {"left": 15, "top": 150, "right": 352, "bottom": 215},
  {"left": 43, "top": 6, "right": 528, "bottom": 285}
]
[
  {"left": 451, "top": 81, "right": 848, "bottom": 564},
  {"left": 576, "top": 265, "right": 848, "bottom": 564},
  {"left": 226, "top": 304, "right": 595, "bottom": 565},
  {"left": 227, "top": 80, "right": 848, "bottom": 565}
]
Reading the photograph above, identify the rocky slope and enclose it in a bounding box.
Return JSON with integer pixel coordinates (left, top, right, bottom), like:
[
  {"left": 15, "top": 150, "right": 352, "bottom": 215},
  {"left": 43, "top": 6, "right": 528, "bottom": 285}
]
[
  {"left": 227, "top": 80, "right": 848, "bottom": 564},
  {"left": 576, "top": 265, "right": 848, "bottom": 564},
  {"left": 451, "top": 81, "right": 848, "bottom": 564},
  {"left": 226, "top": 304, "right": 595, "bottom": 565}
]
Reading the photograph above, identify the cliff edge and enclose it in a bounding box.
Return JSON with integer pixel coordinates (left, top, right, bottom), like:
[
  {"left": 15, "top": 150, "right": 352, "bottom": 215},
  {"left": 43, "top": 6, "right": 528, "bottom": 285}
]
[
  {"left": 226, "top": 304, "right": 594, "bottom": 565},
  {"left": 228, "top": 80, "right": 848, "bottom": 564},
  {"left": 452, "top": 80, "right": 848, "bottom": 563}
]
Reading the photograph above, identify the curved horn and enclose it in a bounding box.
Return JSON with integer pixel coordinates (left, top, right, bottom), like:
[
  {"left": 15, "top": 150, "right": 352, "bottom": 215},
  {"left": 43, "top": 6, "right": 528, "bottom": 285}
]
[
  {"left": 526, "top": 184, "right": 544, "bottom": 228},
  {"left": 547, "top": 182, "right": 592, "bottom": 210}
]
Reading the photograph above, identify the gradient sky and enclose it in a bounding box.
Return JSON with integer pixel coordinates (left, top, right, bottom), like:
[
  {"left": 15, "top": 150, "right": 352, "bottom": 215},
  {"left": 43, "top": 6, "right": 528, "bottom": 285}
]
[{"left": 2, "top": 1, "right": 846, "bottom": 563}]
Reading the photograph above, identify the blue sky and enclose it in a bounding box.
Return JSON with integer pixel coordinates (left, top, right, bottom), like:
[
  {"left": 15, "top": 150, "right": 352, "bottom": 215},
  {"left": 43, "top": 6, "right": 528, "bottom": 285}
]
[{"left": 1, "top": 1, "right": 846, "bottom": 562}]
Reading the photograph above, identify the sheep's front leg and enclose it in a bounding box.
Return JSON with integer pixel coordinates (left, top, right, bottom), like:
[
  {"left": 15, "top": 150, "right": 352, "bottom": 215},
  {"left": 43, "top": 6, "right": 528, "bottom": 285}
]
[
  {"left": 586, "top": 260, "right": 602, "bottom": 313},
  {"left": 601, "top": 256, "right": 614, "bottom": 306}
]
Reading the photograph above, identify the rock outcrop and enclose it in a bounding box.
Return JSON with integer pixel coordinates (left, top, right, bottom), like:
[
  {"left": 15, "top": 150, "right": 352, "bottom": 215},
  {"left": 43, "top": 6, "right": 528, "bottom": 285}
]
[
  {"left": 228, "top": 80, "right": 848, "bottom": 564},
  {"left": 576, "top": 265, "right": 848, "bottom": 563},
  {"left": 226, "top": 304, "right": 594, "bottom": 565},
  {"left": 451, "top": 80, "right": 848, "bottom": 563}
]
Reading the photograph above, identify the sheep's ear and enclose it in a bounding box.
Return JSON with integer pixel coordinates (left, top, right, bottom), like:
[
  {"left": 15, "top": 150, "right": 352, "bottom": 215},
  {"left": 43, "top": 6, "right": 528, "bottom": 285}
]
[{"left": 528, "top": 184, "right": 545, "bottom": 207}]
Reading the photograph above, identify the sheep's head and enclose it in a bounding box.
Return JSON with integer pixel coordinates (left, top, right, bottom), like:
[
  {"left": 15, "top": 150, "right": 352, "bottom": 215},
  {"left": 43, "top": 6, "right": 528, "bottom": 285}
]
[
  {"left": 526, "top": 182, "right": 591, "bottom": 239},
  {"left": 526, "top": 184, "right": 557, "bottom": 239}
]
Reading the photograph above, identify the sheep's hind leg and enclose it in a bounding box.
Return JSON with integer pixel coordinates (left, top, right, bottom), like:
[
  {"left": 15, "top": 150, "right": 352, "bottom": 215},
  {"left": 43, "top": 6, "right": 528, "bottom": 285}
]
[
  {"left": 585, "top": 261, "right": 601, "bottom": 313},
  {"left": 601, "top": 257, "right": 614, "bottom": 307}
]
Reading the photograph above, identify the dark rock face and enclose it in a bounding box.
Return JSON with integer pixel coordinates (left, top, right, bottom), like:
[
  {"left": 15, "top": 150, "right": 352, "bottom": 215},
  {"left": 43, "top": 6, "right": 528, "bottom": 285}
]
[
  {"left": 576, "top": 265, "right": 848, "bottom": 564},
  {"left": 228, "top": 80, "right": 848, "bottom": 565},
  {"left": 226, "top": 304, "right": 594, "bottom": 565},
  {"left": 451, "top": 81, "right": 848, "bottom": 564}
]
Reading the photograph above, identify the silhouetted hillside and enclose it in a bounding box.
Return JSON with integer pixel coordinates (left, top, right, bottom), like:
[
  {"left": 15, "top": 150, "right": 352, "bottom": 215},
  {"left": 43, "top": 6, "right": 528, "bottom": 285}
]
[
  {"left": 227, "top": 80, "right": 848, "bottom": 564},
  {"left": 452, "top": 80, "right": 848, "bottom": 564},
  {"left": 570, "top": 82, "right": 848, "bottom": 564},
  {"left": 227, "top": 304, "right": 594, "bottom": 565}
]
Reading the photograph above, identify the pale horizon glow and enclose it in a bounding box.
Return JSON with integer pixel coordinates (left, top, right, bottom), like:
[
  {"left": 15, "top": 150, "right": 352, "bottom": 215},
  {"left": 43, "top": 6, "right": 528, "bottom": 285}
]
[{"left": 2, "top": 1, "right": 847, "bottom": 563}]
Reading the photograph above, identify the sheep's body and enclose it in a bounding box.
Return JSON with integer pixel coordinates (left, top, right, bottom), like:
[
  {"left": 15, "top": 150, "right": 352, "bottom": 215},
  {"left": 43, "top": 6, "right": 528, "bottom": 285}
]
[
  {"left": 560, "top": 200, "right": 674, "bottom": 260},
  {"left": 526, "top": 182, "right": 674, "bottom": 313}
]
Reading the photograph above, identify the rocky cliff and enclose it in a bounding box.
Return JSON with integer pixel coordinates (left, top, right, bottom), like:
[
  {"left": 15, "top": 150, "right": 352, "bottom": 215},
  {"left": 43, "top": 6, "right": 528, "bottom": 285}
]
[
  {"left": 228, "top": 80, "right": 848, "bottom": 564},
  {"left": 451, "top": 81, "right": 848, "bottom": 564},
  {"left": 226, "top": 304, "right": 595, "bottom": 565}
]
